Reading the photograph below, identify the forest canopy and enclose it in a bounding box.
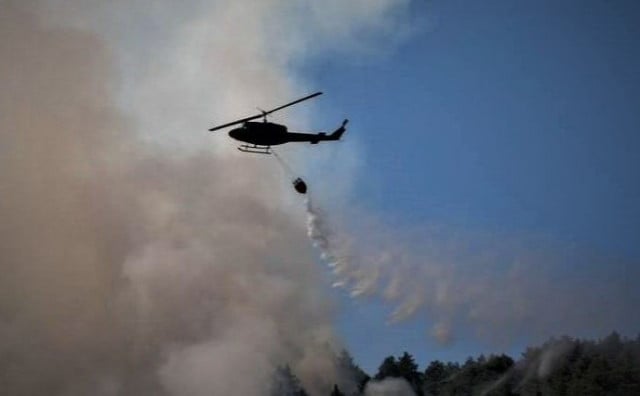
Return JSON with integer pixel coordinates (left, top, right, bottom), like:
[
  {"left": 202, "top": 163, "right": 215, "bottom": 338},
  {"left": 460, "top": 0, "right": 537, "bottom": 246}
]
[{"left": 275, "top": 332, "right": 640, "bottom": 395}]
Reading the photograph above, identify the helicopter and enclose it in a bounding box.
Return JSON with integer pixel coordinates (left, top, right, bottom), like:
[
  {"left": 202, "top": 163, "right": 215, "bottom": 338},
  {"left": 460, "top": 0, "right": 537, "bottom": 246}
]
[{"left": 208, "top": 92, "right": 348, "bottom": 154}]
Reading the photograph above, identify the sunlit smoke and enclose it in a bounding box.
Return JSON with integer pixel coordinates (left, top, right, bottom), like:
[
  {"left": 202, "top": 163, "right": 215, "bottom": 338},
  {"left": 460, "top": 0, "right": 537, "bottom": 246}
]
[{"left": 0, "top": 1, "right": 410, "bottom": 395}]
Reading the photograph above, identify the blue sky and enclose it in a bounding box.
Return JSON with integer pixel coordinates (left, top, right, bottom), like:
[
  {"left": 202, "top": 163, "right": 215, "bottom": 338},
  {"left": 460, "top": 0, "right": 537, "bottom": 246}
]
[{"left": 304, "top": 0, "right": 640, "bottom": 373}]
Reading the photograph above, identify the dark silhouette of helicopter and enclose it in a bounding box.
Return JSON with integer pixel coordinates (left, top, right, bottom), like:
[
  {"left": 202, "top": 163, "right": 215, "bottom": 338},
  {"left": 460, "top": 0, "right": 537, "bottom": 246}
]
[{"left": 208, "top": 92, "right": 348, "bottom": 154}]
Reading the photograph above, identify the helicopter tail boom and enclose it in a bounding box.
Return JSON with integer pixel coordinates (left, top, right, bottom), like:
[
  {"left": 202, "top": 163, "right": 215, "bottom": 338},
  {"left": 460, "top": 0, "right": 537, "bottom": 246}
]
[
  {"left": 330, "top": 118, "right": 348, "bottom": 140},
  {"left": 309, "top": 119, "right": 348, "bottom": 144}
]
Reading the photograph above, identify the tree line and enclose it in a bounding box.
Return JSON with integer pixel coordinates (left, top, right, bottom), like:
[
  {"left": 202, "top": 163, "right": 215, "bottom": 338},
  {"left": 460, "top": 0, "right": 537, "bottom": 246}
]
[{"left": 271, "top": 331, "right": 640, "bottom": 395}]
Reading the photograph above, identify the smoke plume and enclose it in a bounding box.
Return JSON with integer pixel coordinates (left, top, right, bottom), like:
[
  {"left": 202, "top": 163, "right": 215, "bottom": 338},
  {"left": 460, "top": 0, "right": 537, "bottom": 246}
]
[
  {"left": 364, "top": 378, "right": 416, "bottom": 396},
  {"left": 0, "top": 1, "right": 409, "bottom": 395}
]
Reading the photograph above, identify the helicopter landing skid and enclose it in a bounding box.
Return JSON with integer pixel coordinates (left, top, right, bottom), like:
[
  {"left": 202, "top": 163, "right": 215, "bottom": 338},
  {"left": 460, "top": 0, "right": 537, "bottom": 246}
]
[{"left": 237, "top": 144, "right": 272, "bottom": 155}]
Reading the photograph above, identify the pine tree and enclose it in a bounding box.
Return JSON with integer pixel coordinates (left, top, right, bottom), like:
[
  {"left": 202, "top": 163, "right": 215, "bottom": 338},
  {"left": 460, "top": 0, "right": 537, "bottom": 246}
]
[
  {"left": 424, "top": 360, "right": 448, "bottom": 396},
  {"left": 397, "top": 352, "right": 424, "bottom": 395},
  {"left": 375, "top": 356, "right": 400, "bottom": 380},
  {"left": 330, "top": 384, "right": 345, "bottom": 396},
  {"left": 336, "top": 349, "right": 370, "bottom": 394},
  {"left": 270, "top": 365, "right": 309, "bottom": 396}
]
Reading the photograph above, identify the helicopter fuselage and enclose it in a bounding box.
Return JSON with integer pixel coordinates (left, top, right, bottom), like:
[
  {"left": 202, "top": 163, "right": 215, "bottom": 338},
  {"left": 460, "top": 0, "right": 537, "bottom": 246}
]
[
  {"left": 228, "top": 122, "right": 290, "bottom": 146},
  {"left": 228, "top": 120, "right": 347, "bottom": 148}
]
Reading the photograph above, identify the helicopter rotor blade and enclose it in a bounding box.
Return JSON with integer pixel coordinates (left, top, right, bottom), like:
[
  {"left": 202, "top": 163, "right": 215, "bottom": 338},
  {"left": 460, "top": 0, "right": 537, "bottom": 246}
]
[
  {"left": 261, "top": 91, "right": 322, "bottom": 117},
  {"left": 208, "top": 113, "right": 263, "bottom": 132},
  {"left": 207, "top": 91, "right": 323, "bottom": 132}
]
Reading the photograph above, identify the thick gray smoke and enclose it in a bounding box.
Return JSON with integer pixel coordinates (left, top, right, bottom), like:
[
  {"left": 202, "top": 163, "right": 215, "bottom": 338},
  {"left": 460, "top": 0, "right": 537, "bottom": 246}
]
[
  {"left": 364, "top": 378, "right": 416, "bottom": 396},
  {"left": 305, "top": 195, "right": 640, "bottom": 347},
  {"left": 0, "top": 1, "right": 409, "bottom": 395}
]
